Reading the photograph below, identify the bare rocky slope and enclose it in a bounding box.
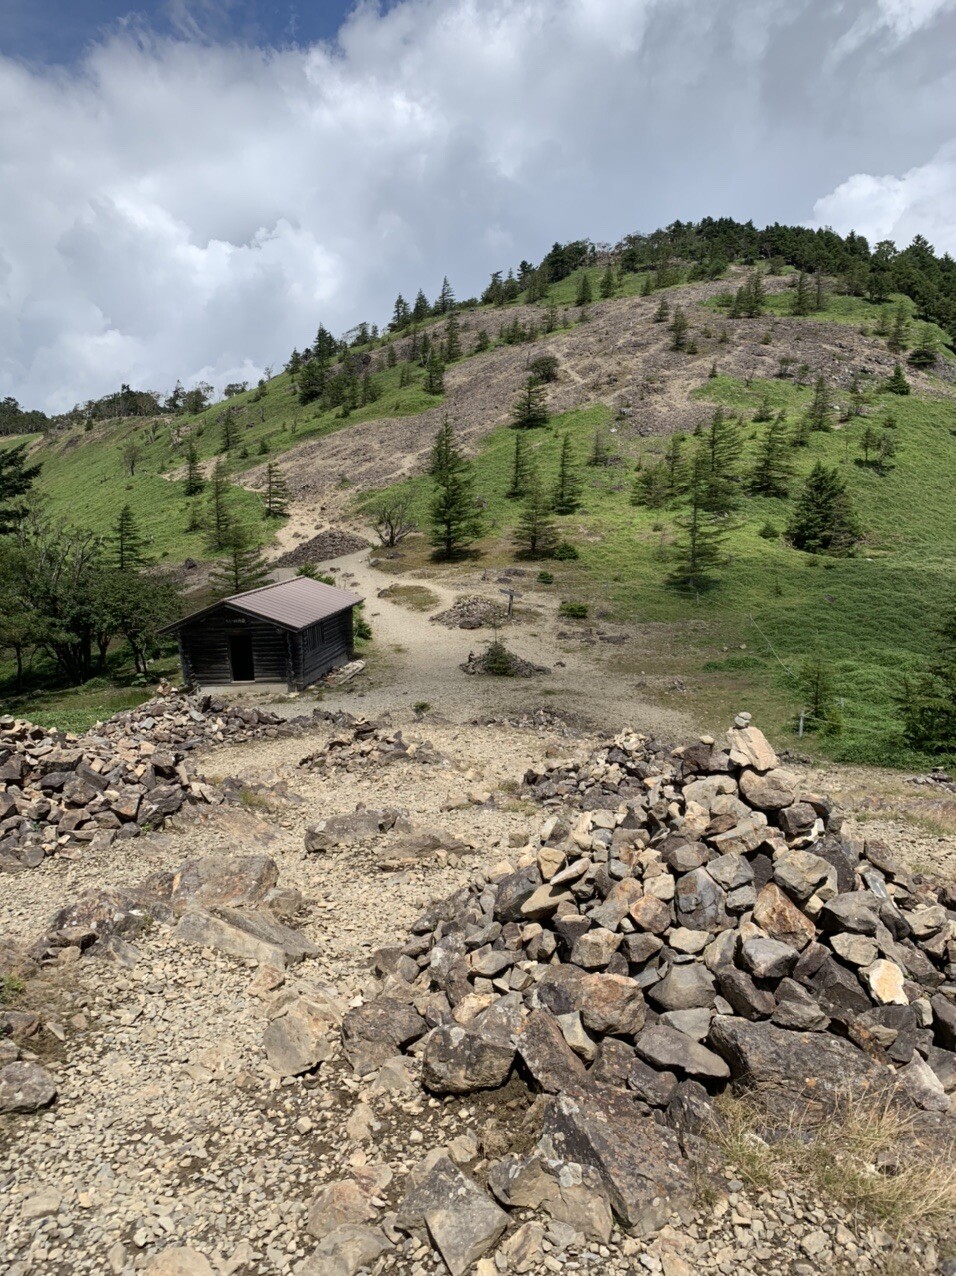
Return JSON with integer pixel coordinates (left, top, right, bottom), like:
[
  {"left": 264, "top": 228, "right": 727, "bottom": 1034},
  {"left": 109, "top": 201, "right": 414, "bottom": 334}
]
[{"left": 1, "top": 689, "right": 955, "bottom": 1276}]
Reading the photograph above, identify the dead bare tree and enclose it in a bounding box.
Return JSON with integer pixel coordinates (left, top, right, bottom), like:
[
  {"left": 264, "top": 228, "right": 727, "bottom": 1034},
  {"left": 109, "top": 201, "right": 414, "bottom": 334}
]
[{"left": 373, "top": 498, "right": 415, "bottom": 547}]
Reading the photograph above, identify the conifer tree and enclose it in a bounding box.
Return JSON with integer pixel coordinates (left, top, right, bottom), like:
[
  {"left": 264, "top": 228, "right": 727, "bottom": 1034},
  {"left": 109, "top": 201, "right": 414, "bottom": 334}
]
[
  {"left": 111, "top": 503, "right": 148, "bottom": 571},
  {"left": 663, "top": 434, "right": 688, "bottom": 497},
  {"left": 264, "top": 462, "right": 289, "bottom": 518},
  {"left": 653, "top": 297, "right": 670, "bottom": 322},
  {"left": 220, "top": 412, "right": 236, "bottom": 453},
  {"left": 875, "top": 431, "right": 898, "bottom": 475},
  {"left": 552, "top": 434, "right": 581, "bottom": 514},
  {"left": 210, "top": 522, "right": 271, "bottom": 596},
  {"left": 749, "top": 413, "right": 792, "bottom": 497},
  {"left": 588, "top": 427, "right": 611, "bottom": 468},
  {"left": 391, "top": 294, "right": 411, "bottom": 330},
  {"left": 787, "top": 463, "right": 861, "bottom": 554},
  {"left": 385, "top": 342, "right": 397, "bottom": 368},
  {"left": 575, "top": 272, "right": 593, "bottom": 307},
  {"left": 506, "top": 431, "right": 532, "bottom": 499},
  {"left": 475, "top": 329, "right": 490, "bottom": 352},
  {"left": 669, "top": 306, "right": 689, "bottom": 351},
  {"left": 428, "top": 419, "right": 482, "bottom": 558},
  {"left": 908, "top": 325, "right": 939, "bottom": 369},
  {"left": 206, "top": 460, "right": 233, "bottom": 552},
  {"left": 752, "top": 393, "right": 773, "bottom": 422},
  {"left": 896, "top": 596, "right": 956, "bottom": 751},
  {"left": 698, "top": 408, "right": 740, "bottom": 512},
  {"left": 806, "top": 376, "right": 833, "bottom": 432},
  {"left": 412, "top": 289, "right": 430, "bottom": 322},
  {"left": 798, "top": 654, "right": 841, "bottom": 733},
  {"left": 813, "top": 272, "right": 827, "bottom": 312},
  {"left": 641, "top": 272, "right": 654, "bottom": 297},
  {"left": 791, "top": 272, "right": 812, "bottom": 316},
  {"left": 443, "top": 312, "right": 462, "bottom": 363},
  {"left": 746, "top": 270, "right": 766, "bottom": 316},
  {"left": 298, "top": 358, "right": 327, "bottom": 406},
  {"left": 599, "top": 264, "right": 616, "bottom": 299},
  {"left": 511, "top": 376, "right": 549, "bottom": 429},
  {"left": 887, "top": 303, "right": 909, "bottom": 355},
  {"left": 630, "top": 462, "right": 670, "bottom": 509},
  {"left": 669, "top": 459, "right": 729, "bottom": 592},
  {"left": 513, "top": 472, "right": 558, "bottom": 558},
  {"left": 886, "top": 362, "right": 910, "bottom": 395},
  {"left": 424, "top": 352, "right": 445, "bottom": 395},
  {"left": 860, "top": 424, "right": 879, "bottom": 466},
  {"left": 184, "top": 442, "right": 204, "bottom": 497},
  {"left": 436, "top": 276, "right": 455, "bottom": 314}
]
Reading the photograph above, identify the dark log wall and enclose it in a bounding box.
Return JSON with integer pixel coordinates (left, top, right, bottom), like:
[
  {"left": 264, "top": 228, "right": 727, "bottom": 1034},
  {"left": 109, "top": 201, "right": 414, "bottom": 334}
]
[
  {"left": 294, "top": 610, "right": 354, "bottom": 688},
  {"left": 179, "top": 607, "right": 290, "bottom": 686},
  {"left": 178, "top": 604, "right": 354, "bottom": 690}
]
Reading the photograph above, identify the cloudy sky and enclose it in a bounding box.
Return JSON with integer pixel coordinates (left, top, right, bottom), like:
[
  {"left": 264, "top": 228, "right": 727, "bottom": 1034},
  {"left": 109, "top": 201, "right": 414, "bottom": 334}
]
[{"left": 2, "top": 0, "right": 955, "bottom": 413}]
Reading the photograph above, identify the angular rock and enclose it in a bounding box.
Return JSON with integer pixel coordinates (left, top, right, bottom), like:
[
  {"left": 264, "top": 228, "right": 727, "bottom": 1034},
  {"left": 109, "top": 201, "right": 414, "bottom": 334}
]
[
  {"left": 143, "top": 1249, "right": 215, "bottom": 1276},
  {"left": 341, "top": 999, "right": 427, "bottom": 1075},
  {"left": 771, "top": 979, "right": 829, "bottom": 1032},
  {"left": 263, "top": 997, "right": 334, "bottom": 1076},
  {"left": 174, "top": 906, "right": 317, "bottom": 968},
  {"left": 300, "top": 1225, "right": 392, "bottom": 1276},
  {"left": 647, "top": 965, "right": 716, "bottom": 1011},
  {"left": 773, "top": 850, "right": 837, "bottom": 903},
  {"left": 628, "top": 895, "right": 672, "bottom": 935},
  {"left": 570, "top": 927, "right": 621, "bottom": 970},
  {"left": 516, "top": 1009, "right": 586, "bottom": 1093},
  {"left": 897, "top": 1051, "right": 950, "bottom": 1113},
  {"left": 542, "top": 1087, "right": 695, "bottom": 1235},
  {"left": 627, "top": 1057, "right": 679, "bottom": 1107},
  {"left": 726, "top": 725, "right": 778, "bottom": 773},
  {"left": 741, "top": 937, "right": 798, "bottom": 980},
  {"left": 819, "top": 892, "right": 883, "bottom": 936},
  {"left": 422, "top": 1024, "right": 515, "bottom": 1094},
  {"left": 635, "top": 1025, "right": 729, "bottom": 1080},
  {"left": 752, "top": 883, "right": 816, "bottom": 951},
  {"left": 307, "top": 1180, "right": 378, "bottom": 1240},
  {"left": 579, "top": 973, "right": 646, "bottom": 1036},
  {"left": 716, "top": 967, "right": 776, "bottom": 1020},
  {"left": 488, "top": 1152, "right": 613, "bottom": 1243},
  {"left": 830, "top": 932, "right": 878, "bottom": 967},
  {"left": 863, "top": 959, "right": 908, "bottom": 1006},
  {"left": 738, "top": 767, "right": 797, "bottom": 811},
  {"left": 708, "top": 1017, "right": 890, "bottom": 1105},
  {"left": 0, "top": 1060, "right": 57, "bottom": 1113},
  {"left": 397, "top": 1156, "right": 507, "bottom": 1276},
  {"left": 706, "top": 852, "right": 753, "bottom": 891},
  {"left": 675, "top": 868, "right": 730, "bottom": 933}
]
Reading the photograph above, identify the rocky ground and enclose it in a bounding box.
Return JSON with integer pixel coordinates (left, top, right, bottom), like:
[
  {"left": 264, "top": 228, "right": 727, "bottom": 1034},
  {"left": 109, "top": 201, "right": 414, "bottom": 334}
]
[{"left": 1, "top": 699, "right": 954, "bottom": 1276}]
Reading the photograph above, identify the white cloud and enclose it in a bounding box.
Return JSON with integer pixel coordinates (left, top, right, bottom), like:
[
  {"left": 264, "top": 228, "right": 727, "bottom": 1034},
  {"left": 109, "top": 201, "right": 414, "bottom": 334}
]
[
  {"left": 1, "top": 0, "right": 955, "bottom": 412},
  {"left": 811, "top": 143, "right": 956, "bottom": 254}
]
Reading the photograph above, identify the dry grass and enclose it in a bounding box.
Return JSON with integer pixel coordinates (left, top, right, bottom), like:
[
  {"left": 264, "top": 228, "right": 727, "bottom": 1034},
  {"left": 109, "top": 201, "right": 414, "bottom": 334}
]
[
  {"left": 383, "top": 583, "right": 442, "bottom": 612},
  {"left": 715, "top": 1088, "right": 956, "bottom": 1234}
]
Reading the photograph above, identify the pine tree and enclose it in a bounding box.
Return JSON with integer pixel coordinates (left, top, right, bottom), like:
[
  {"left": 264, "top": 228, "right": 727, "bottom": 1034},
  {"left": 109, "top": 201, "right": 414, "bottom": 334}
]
[
  {"left": 264, "top": 462, "right": 289, "bottom": 518},
  {"left": 436, "top": 276, "right": 455, "bottom": 314},
  {"left": 806, "top": 376, "right": 833, "bottom": 432},
  {"left": 875, "top": 431, "right": 898, "bottom": 475},
  {"left": 669, "top": 306, "right": 689, "bottom": 351},
  {"left": 860, "top": 424, "right": 880, "bottom": 465},
  {"left": 428, "top": 420, "right": 482, "bottom": 558},
  {"left": 886, "top": 362, "right": 910, "bottom": 395},
  {"left": 599, "top": 264, "right": 616, "bottom": 299},
  {"left": 887, "top": 303, "right": 909, "bottom": 355},
  {"left": 575, "top": 272, "right": 593, "bottom": 307},
  {"left": 111, "top": 503, "right": 147, "bottom": 571},
  {"left": 511, "top": 376, "right": 549, "bottom": 429},
  {"left": 641, "top": 272, "right": 654, "bottom": 297},
  {"left": 298, "top": 358, "right": 327, "bottom": 406},
  {"left": 746, "top": 270, "right": 766, "bottom": 316},
  {"left": 385, "top": 342, "right": 397, "bottom": 368},
  {"left": 506, "top": 431, "right": 532, "bottom": 499},
  {"left": 907, "top": 325, "right": 939, "bottom": 369},
  {"left": 424, "top": 352, "right": 445, "bottom": 395},
  {"left": 552, "top": 434, "right": 581, "bottom": 514},
  {"left": 896, "top": 597, "right": 956, "bottom": 752},
  {"left": 206, "top": 461, "right": 233, "bottom": 552},
  {"left": 669, "top": 459, "right": 728, "bottom": 592},
  {"left": 588, "top": 428, "right": 611, "bottom": 468},
  {"left": 791, "top": 272, "right": 812, "bottom": 316},
  {"left": 813, "top": 272, "right": 827, "bottom": 312},
  {"left": 412, "top": 289, "right": 430, "bottom": 322},
  {"left": 663, "top": 434, "right": 687, "bottom": 497},
  {"left": 749, "top": 413, "right": 792, "bottom": 497},
  {"left": 752, "top": 393, "right": 773, "bottom": 423},
  {"left": 630, "top": 462, "right": 670, "bottom": 509},
  {"left": 210, "top": 522, "right": 271, "bottom": 596},
  {"left": 220, "top": 412, "right": 236, "bottom": 453},
  {"left": 391, "top": 294, "right": 411, "bottom": 330},
  {"left": 787, "top": 463, "right": 862, "bottom": 554},
  {"left": 653, "top": 296, "right": 670, "bottom": 323},
  {"left": 698, "top": 408, "right": 740, "bottom": 512},
  {"left": 798, "top": 654, "right": 841, "bottom": 733},
  {"left": 513, "top": 472, "right": 558, "bottom": 558},
  {"left": 443, "top": 312, "right": 462, "bottom": 363},
  {"left": 184, "top": 442, "right": 204, "bottom": 496}
]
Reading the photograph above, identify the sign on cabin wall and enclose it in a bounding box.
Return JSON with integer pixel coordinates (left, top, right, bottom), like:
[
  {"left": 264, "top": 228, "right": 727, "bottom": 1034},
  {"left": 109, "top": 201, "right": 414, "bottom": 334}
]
[{"left": 223, "top": 615, "right": 249, "bottom": 626}]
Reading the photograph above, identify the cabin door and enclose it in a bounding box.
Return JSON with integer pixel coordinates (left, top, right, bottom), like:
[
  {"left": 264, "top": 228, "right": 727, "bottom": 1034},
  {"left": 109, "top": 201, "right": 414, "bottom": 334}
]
[{"left": 228, "top": 633, "right": 255, "bottom": 682}]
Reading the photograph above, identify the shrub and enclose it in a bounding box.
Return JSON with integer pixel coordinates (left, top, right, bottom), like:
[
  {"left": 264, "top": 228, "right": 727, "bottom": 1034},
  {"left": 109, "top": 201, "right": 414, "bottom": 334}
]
[
  {"left": 537, "top": 570, "right": 554, "bottom": 584},
  {"left": 553, "top": 541, "right": 579, "bottom": 560},
  {"left": 559, "top": 600, "right": 588, "bottom": 619},
  {"left": 758, "top": 521, "right": 779, "bottom": 540},
  {"left": 528, "top": 354, "right": 560, "bottom": 383}
]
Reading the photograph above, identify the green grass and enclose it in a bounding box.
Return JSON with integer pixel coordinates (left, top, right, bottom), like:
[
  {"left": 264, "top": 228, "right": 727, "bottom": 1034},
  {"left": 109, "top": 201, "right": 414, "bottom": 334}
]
[
  {"left": 358, "top": 377, "right": 956, "bottom": 766},
  {"left": 0, "top": 653, "right": 181, "bottom": 733}
]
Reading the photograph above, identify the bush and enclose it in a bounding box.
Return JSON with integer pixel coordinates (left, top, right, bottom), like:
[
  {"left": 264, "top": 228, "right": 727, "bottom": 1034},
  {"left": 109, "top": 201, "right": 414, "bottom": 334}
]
[
  {"left": 483, "top": 639, "right": 519, "bottom": 676},
  {"left": 528, "top": 354, "right": 560, "bottom": 383},
  {"left": 553, "top": 540, "right": 579, "bottom": 560},
  {"left": 758, "top": 522, "right": 779, "bottom": 540},
  {"left": 559, "top": 600, "right": 588, "bottom": 619},
  {"left": 537, "top": 570, "right": 554, "bottom": 584}
]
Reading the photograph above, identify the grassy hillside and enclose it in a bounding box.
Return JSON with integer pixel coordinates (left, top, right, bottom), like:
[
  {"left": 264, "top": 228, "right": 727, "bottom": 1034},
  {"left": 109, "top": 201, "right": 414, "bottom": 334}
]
[{"left": 357, "top": 374, "right": 956, "bottom": 766}]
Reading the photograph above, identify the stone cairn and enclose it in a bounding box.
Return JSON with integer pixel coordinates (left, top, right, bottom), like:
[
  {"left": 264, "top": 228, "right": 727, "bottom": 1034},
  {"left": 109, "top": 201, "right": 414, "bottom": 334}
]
[
  {"left": 344, "top": 716, "right": 956, "bottom": 1247},
  {"left": 0, "top": 689, "right": 325, "bottom": 872}
]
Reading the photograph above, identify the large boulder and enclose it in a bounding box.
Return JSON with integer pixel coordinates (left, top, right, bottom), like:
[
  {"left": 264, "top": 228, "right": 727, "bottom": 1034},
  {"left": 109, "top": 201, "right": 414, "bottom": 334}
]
[
  {"left": 422, "top": 1024, "right": 514, "bottom": 1094},
  {"left": 396, "top": 1156, "right": 507, "bottom": 1276},
  {"left": 342, "top": 999, "right": 427, "bottom": 1075},
  {"left": 0, "top": 1061, "right": 57, "bottom": 1114},
  {"left": 174, "top": 906, "right": 317, "bottom": 968}
]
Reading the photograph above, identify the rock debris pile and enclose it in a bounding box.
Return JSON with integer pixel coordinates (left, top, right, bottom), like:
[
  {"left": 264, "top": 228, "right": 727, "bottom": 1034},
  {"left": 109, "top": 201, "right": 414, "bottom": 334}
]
[
  {"left": 298, "top": 721, "right": 446, "bottom": 772},
  {"left": 431, "top": 596, "right": 511, "bottom": 630},
  {"left": 347, "top": 716, "right": 955, "bottom": 1252},
  {"left": 0, "top": 690, "right": 317, "bottom": 872},
  {"left": 275, "top": 526, "right": 370, "bottom": 567}
]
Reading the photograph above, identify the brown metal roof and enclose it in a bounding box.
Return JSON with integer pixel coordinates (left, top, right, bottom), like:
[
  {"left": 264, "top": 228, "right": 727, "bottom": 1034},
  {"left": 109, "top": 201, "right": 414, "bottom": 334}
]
[{"left": 160, "top": 576, "right": 363, "bottom": 635}]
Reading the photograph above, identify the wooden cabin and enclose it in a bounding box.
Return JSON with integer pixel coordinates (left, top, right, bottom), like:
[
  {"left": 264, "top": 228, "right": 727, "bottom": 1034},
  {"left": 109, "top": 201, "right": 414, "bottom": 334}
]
[{"left": 161, "top": 577, "right": 363, "bottom": 691}]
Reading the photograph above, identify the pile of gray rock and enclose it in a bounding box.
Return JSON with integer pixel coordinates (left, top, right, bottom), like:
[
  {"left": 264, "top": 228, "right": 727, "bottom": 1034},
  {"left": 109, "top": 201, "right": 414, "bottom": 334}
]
[
  {"left": 0, "top": 690, "right": 314, "bottom": 872},
  {"left": 431, "top": 596, "right": 510, "bottom": 630},
  {"left": 298, "top": 721, "right": 445, "bottom": 772},
  {"left": 345, "top": 716, "right": 955, "bottom": 1247},
  {"left": 275, "top": 526, "right": 370, "bottom": 567}
]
